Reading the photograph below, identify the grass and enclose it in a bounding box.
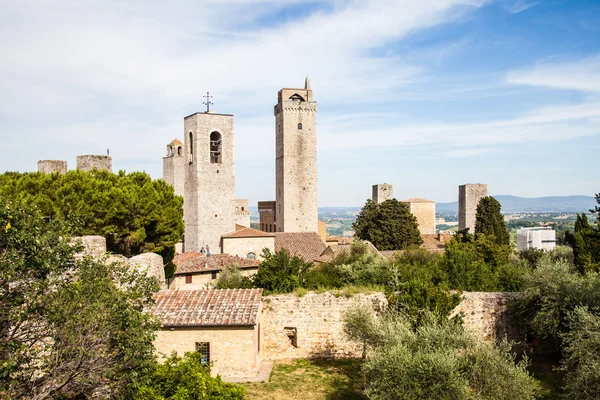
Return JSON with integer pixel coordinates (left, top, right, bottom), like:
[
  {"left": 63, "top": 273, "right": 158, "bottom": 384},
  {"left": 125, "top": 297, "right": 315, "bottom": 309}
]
[
  {"left": 292, "top": 284, "right": 386, "bottom": 298},
  {"left": 244, "top": 358, "right": 367, "bottom": 400}
]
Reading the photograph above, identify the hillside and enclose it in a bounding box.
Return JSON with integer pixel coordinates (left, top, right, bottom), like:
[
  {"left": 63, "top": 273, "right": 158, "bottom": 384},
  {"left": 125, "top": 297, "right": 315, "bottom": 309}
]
[{"left": 436, "top": 195, "right": 596, "bottom": 214}]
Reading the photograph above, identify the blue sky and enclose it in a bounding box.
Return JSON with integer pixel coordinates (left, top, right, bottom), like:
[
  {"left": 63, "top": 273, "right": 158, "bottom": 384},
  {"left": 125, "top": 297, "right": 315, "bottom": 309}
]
[{"left": 0, "top": 0, "right": 598, "bottom": 206}]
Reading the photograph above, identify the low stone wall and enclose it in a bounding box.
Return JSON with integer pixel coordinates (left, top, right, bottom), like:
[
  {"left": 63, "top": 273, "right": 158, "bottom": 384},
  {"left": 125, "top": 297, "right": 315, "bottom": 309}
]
[
  {"left": 261, "top": 292, "right": 387, "bottom": 360},
  {"left": 450, "top": 292, "right": 523, "bottom": 343},
  {"left": 72, "top": 235, "right": 107, "bottom": 259},
  {"left": 130, "top": 253, "right": 166, "bottom": 289}
]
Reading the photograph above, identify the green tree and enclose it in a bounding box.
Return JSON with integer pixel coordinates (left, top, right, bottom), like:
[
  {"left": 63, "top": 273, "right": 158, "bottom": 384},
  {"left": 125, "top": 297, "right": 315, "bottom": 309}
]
[
  {"left": 564, "top": 213, "right": 600, "bottom": 273},
  {"left": 474, "top": 196, "right": 510, "bottom": 245},
  {"left": 212, "top": 266, "right": 253, "bottom": 289},
  {"left": 353, "top": 199, "right": 423, "bottom": 251},
  {"left": 252, "top": 249, "right": 312, "bottom": 294},
  {"left": 0, "top": 201, "right": 160, "bottom": 399},
  {"left": 0, "top": 170, "right": 184, "bottom": 257}
]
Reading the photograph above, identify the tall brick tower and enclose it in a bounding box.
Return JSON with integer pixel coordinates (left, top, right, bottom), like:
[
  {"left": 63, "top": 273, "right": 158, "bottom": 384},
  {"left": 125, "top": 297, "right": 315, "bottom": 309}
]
[
  {"left": 163, "top": 138, "right": 186, "bottom": 198},
  {"left": 275, "top": 78, "right": 318, "bottom": 233},
  {"left": 458, "top": 183, "right": 488, "bottom": 233},
  {"left": 183, "top": 111, "right": 235, "bottom": 253}
]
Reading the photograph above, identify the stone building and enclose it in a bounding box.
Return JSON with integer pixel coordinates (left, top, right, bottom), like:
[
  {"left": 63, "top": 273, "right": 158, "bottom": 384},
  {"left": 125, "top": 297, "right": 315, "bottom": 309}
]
[
  {"left": 38, "top": 160, "right": 68, "bottom": 174},
  {"left": 221, "top": 227, "right": 275, "bottom": 261},
  {"left": 372, "top": 183, "right": 393, "bottom": 204},
  {"left": 258, "top": 201, "right": 277, "bottom": 232},
  {"left": 183, "top": 111, "right": 236, "bottom": 253},
  {"left": 151, "top": 289, "right": 264, "bottom": 380},
  {"left": 76, "top": 155, "right": 112, "bottom": 172},
  {"left": 403, "top": 198, "right": 436, "bottom": 234},
  {"left": 458, "top": 183, "right": 488, "bottom": 233},
  {"left": 168, "top": 252, "right": 260, "bottom": 290},
  {"left": 275, "top": 78, "right": 318, "bottom": 233},
  {"left": 233, "top": 199, "right": 251, "bottom": 228},
  {"left": 163, "top": 138, "right": 186, "bottom": 197}
]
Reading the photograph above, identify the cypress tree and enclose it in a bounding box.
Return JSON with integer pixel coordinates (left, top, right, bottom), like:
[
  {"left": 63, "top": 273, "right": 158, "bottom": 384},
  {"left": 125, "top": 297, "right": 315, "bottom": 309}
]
[{"left": 474, "top": 196, "right": 510, "bottom": 245}]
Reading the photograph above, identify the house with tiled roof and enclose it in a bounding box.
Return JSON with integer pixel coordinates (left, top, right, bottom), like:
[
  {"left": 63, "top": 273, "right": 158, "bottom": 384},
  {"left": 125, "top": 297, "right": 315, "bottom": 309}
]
[
  {"left": 221, "top": 227, "right": 275, "bottom": 261},
  {"left": 168, "top": 252, "right": 260, "bottom": 290},
  {"left": 274, "top": 232, "right": 327, "bottom": 263},
  {"left": 151, "top": 289, "right": 264, "bottom": 380}
]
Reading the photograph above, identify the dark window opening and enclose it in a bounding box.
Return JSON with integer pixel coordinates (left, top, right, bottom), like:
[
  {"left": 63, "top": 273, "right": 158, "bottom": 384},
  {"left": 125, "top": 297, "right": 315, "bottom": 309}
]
[
  {"left": 284, "top": 327, "right": 297, "bottom": 348},
  {"left": 247, "top": 252, "right": 256, "bottom": 260},
  {"left": 211, "top": 271, "right": 217, "bottom": 280},
  {"left": 210, "top": 131, "right": 222, "bottom": 164},
  {"left": 298, "top": 123, "right": 303, "bottom": 130},
  {"left": 189, "top": 132, "right": 194, "bottom": 158},
  {"left": 185, "top": 274, "right": 192, "bottom": 284},
  {"left": 289, "top": 93, "right": 305, "bottom": 102},
  {"left": 177, "top": 146, "right": 182, "bottom": 156},
  {"left": 196, "top": 342, "right": 210, "bottom": 365}
]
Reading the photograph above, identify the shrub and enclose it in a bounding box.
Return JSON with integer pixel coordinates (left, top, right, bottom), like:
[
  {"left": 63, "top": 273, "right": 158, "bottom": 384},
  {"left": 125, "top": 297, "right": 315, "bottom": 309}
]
[{"left": 212, "top": 266, "right": 253, "bottom": 289}]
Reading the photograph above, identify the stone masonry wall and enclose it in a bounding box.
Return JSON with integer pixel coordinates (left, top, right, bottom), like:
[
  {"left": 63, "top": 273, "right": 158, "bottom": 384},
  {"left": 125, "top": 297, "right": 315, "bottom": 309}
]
[
  {"left": 372, "top": 183, "right": 393, "bottom": 204},
  {"left": 38, "top": 160, "right": 68, "bottom": 174},
  {"left": 76, "top": 155, "right": 112, "bottom": 172},
  {"left": 261, "top": 292, "right": 387, "bottom": 360},
  {"left": 458, "top": 183, "right": 488, "bottom": 233}
]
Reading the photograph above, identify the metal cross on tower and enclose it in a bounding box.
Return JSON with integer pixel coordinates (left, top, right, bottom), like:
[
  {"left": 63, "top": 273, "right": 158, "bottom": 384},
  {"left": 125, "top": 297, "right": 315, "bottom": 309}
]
[{"left": 203, "top": 92, "right": 213, "bottom": 113}]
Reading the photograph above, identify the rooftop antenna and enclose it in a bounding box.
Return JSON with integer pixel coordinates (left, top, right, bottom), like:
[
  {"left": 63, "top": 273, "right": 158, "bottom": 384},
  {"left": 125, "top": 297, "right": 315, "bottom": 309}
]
[
  {"left": 203, "top": 92, "right": 213, "bottom": 113},
  {"left": 107, "top": 148, "right": 110, "bottom": 156}
]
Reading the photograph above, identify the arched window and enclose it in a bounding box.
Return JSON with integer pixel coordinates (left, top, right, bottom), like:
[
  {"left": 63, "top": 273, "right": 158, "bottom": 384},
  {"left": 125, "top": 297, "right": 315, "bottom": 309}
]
[
  {"left": 247, "top": 252, "right": 256, "bottom": 260},
  {"left": 298, "top": 123, "right": 303, "bottom": 130},
  {"left": 210, "top": 131, "right": 222, "bottom": 164},
  {"left": 189, "top": 132, "right": 194, "bottom": 158},
  {"left": 177, "top": 146, "right": 182, "bottom": 156}
]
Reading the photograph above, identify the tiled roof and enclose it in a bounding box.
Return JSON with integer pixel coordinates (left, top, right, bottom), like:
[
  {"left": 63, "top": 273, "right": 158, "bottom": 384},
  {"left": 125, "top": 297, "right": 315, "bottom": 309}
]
[
  {"left": 379, "top": 234, "right": 454, "bottom": 257},
  {"left": 318, "top": 241, "right": 382, "bottom": 263},
  {"left": 402, "top": 198, "right": 435, "bottom": 203},
  {"left": 151, "top": 289, "right": 263, "bottom": 327},
  {"left": 222, "top": 227, "right": 275, "bottom": 238},
  {"left": 274, "top": 232, "right": 326, "bottom": 263},
  {"left": 170, "top": 138, "right": 182, "bottom": 145},
  {"left": 173, "top": 252, "right": 260, "bottom": 275}
]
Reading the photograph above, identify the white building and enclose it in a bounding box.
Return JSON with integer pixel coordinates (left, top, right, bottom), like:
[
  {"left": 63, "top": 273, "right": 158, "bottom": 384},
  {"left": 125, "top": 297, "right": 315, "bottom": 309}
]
[{"left": 517, "top": 227, "right": 556, "bottom": 252}]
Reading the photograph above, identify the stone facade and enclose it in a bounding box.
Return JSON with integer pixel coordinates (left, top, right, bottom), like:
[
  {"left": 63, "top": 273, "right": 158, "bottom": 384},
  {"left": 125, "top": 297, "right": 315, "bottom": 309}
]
[
  {"left": 168, "top": 267, "right": 258, "bottom": 290},
  {"left": 184, "top": 112, "right": 236, "bottom": 253},
  {"left": 258, "top": 201, "right": 276, "bottom": 232},
  {"left": 458, "top": 183, "right": 488, "bottom": 233},
  {"left": 275, "top": 79, "right": 318, "bottom": 233},
  {"left": 221, "top": 236, "right": 275, "bottom": 261},
  {"left": 76, "top": 155, "right": 112, "bottom": 172},
  {"left": 130, "top": 252, "right": 166, "bottom": 289},
  {"left": 163, "top": 138, "right": 186, "bottom": 198},
  {"left": 450, "top": 292, "right": 523, "bottom": 343},
  {"left": 261, "top": 292, "right": 387, "bottom": 360},
  {"left": 372, "top": 183, "right": 393, "bottom": 204},
  {"left": 233, "top": 199, "right": 251, "bottom": 228},
  {"left": 72, "top": 235, "right": 107, "bottom": 259},
  {"left": 38, "top": 160, "right": 67, "bottom": 174},
  {"left": 318, "top": 220, "right": 327, "bottom": 242},
  {"left": 403, "top": 198, "right": 436, "bottom": 234}
]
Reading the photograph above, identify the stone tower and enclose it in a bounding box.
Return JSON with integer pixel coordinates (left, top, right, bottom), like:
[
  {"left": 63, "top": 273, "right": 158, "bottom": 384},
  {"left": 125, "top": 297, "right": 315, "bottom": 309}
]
[
  {"left": 183, "top": 111, "right": 235, "bottom": 253},
  {"left": 163, "top": 138, "right": 186, "bottom": 198},
  {"left": 372, "top": 183, "right": 393, "bottom": 204},
  {"left": 458, "top": 183, "right": 488, "bottom": 233},
  {"left": 76, "top": 155, "right": 112, "bottom": 172},
  {"left": 275, "top": 77, "right": 318, "bottom": 233},
  {"left": 38, "top": 160, "right": 68, "bottom": 174}
]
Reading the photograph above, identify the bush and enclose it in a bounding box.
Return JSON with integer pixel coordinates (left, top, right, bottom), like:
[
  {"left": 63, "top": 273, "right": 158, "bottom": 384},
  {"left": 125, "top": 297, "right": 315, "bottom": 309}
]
[
  {"left": 212, "top": 266, "right": 253, "bottom": 289},
  {"left": 252, "top": 248, "right": 312, "bottom": 294}
]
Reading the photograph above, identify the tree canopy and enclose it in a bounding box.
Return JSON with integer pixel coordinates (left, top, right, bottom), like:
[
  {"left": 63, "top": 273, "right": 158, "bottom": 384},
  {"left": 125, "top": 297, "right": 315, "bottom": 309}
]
[
  {"left": 0, "top": 170, "right": 184, "bottom": 257},
  {"left": 352, "top": 199, "right": 423, "bottom": 251},
  {"left": 474, "top": 196, "right": 510, "bottom": 245}
]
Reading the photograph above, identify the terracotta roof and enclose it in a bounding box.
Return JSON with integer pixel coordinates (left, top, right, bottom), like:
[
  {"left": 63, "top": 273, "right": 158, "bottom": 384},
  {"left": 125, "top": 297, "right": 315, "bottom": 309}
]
[
  {"left": 402, "top": 198, "right": 435, "bottom": 203},
  {"left": 222, "top": 227, "right": 275, "bottom": 238},
  {"left": 169, "top": 138, "right": 182, "bottom": 145},
  {"left": 379, "top": 234, "right": 454, "bottom": 257},
  {"left": 235, "top": 224, "right": 247, "bottom": 230},
  {"left": 151, "top": 289, "right": 262, "bottom": 327},
  {"left": 274, "top": 232, "right": 327, "bottom": 263},
  {"left": 318, "top": 241, "right": 382, "bottom": 263},
  {"left": 173, "top": 252, "right": 260, "bottom": 275}
]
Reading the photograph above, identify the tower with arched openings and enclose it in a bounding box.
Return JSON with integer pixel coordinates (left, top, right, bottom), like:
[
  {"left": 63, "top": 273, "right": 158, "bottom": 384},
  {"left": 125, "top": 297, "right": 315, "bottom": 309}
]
[
  {"left": 274, "top": 77, "right": 318, "bottom": 233},
  {"left": 163, "top": 138, "right": 186, "bottom": 198},
  {"left": 183, "top": 110, "right": 235, "bottom": 253}
]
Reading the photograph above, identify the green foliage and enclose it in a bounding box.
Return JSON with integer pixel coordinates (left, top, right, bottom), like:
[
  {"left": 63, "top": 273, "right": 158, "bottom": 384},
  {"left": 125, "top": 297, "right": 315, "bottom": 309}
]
[
  {"left": 519, "top": 248, "right": 546, "bottom": 268},
  {"left": 359, "top": 313, "right": 540, "bottom": 400},
  {"left": 564, "top": 213, "right": 600, "bottom": 273},
  {"left": 353, "top": 199, "right": 423, "bottom": 251},
  {"left": 475, "top": 196, "right": 510, "bottom": 245},
  {"left": 342, "top": 303, "right": 386, "bottom": 360},
  {"left": 252, "top": 248, "right": 312, "bottom": 294},
  {"left": 0, "top": 200, "right": 159, "bottom": 399},
  {"left": 135, "top": 352, "right": 245, "bottom": 400},
  {"left": 0, "top": 170, "right": 184, "bottom": 257},
  {"left": 213, "top": 266, "right": 253, "bottom": 289},
  {"left": 559, "top": 307, "right": 600, "bottom": 400}
]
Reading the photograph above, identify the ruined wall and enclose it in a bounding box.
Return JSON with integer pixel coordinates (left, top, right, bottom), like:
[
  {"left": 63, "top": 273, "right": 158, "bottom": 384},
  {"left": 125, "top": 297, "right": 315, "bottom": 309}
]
[
  {"left": 76, "top": 155, "right": 112, "bottom": 172},
  {"left": 458, "top": 183, "right": 488, "bottom": 233},
  {"left": 450, "top": 292, "right": 523, "bottom": 343},
  {"left": 38, "top": 160, "right": 68, "bottom": 174},
  {"left": 129, "top": 253, "right": 166, "bottom": 289},
  {"left": 72, "top": 235, "right": 107, "bottom": 259},
  {"left": 261, "top": 292, "right": 387, "bottom": 360}
]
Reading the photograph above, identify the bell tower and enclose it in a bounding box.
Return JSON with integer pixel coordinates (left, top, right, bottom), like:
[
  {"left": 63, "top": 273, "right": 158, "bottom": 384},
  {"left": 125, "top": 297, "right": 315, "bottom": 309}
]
[
  {"left": 275, "top": 77, "right": 318, "bottom": 233},
  {"left": 163, "top": 138, "right": 186, "bottom": 198}
]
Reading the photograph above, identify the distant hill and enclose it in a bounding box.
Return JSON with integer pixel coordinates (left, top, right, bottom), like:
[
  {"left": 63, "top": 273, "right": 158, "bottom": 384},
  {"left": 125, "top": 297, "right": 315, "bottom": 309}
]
[{"left": 437, "top": 195, "right": 596, "bottom": 214}]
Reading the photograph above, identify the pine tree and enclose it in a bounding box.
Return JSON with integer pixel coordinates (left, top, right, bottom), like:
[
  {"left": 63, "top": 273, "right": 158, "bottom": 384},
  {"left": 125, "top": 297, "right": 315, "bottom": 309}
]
[{"left": 474, "top": 196, "right": 510, "bottom": 245}]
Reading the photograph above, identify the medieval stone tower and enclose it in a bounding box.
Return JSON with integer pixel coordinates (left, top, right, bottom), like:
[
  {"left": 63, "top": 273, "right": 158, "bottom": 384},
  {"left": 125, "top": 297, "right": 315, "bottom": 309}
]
[
  {"left": 372, "top": 183, "right": 393, "bottom": 204},
  {"left": 163, "top": 138, "right": 186, "bottom": 198},
  {"left": 458, "top": 183, "right": 488, "bottom": 233},
  {"left": 275, "top": 78, "right": 318, "bottom": 233},
  {"left": 183, "top": 112, "right": 235, "bottom": 253}
]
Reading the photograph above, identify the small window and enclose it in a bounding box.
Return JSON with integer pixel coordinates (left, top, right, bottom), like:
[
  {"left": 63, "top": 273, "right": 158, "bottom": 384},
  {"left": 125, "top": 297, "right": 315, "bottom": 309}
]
[
  {"left": 211, "top": 271, "right": 217, "bottom": 280},
  {"left": 189, "top": 132, "right": 194, "bottom": 157},
  {"left": 247, "top": 252, "right": 256, "bottom": 260},
  {"left": 185, "top": 274, "right": 192, "bottom": 284},
  {"left": 210, "top": 131, "right": 222, "bottom": 164},
  {"left": 177, "top": 146, "right": 182, "bottom": 156},
  {"left": 298, "top": 123, "right": 303, "bottom": 130},
  {"left": 196, "top": 342, "right": 210, "bottom": 365},
  {"left": 284, "top": 327, "right": 297, "bottom": 348}
]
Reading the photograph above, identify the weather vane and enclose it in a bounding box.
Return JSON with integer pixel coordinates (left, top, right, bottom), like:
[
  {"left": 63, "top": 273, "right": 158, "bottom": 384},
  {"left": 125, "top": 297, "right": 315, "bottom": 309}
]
[{"left": 203, "top": 92, "right": 213, "bottom": 113}]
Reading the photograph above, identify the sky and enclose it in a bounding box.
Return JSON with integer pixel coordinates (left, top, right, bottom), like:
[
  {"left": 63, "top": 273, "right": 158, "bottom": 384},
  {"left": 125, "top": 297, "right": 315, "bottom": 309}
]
[{"left": 0, "top": 0, "right": 599, "bottom": 206}]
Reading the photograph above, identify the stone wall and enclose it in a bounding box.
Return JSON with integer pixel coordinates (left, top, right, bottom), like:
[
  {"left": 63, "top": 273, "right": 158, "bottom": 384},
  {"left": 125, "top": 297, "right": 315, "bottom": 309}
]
[
  {"left": 458, "top": 183, "right": 488, "bottom": 233},
  {"left": 372, "top": 183, "right": 393, "bottom": 204},
  {"left": 450, "top": 292, "right": 522, "bottom": 343},
  {"left": 407, "top": 200, "right": 436, "bottom": 234},
  {"left": 130, "top": 253, "right": 166, "bottom": 289},
  {"left": 72, "top": 235, "right": 107, "bottom": 259},
  {"left": 222, "top": 236, "right": 275, "bottom": 261},
  {"left": 261, "top": 292, "right": 387, "bottom": 360},
  {"left": 38, "top": 160, "right": 68, "bottom": 174},
  {"left": 76, "top": 155, "right": 112, "bottom": 172}
]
